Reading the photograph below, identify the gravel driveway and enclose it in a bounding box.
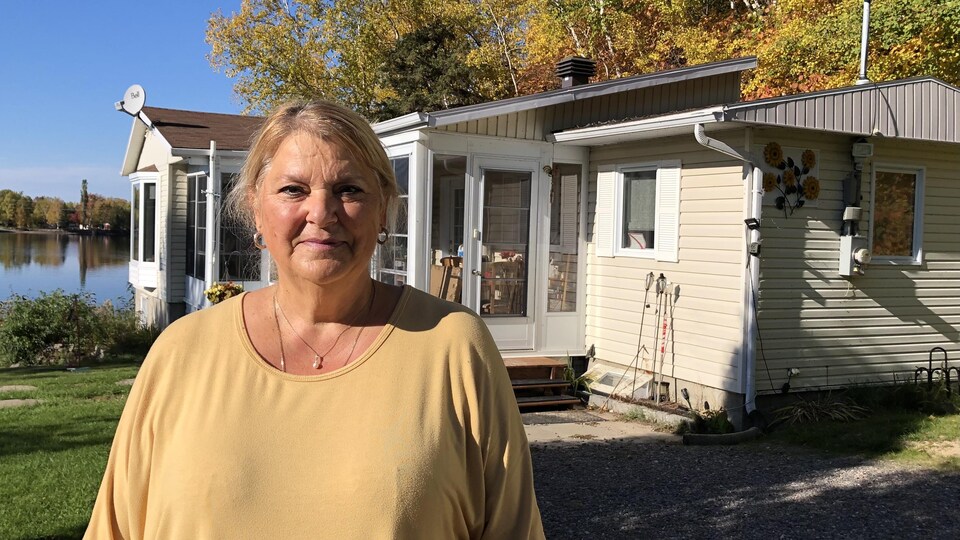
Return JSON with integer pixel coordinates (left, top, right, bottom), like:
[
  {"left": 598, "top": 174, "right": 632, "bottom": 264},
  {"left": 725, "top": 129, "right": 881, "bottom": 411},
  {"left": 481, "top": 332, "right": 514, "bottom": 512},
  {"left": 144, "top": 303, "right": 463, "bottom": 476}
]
[{"left": 528, "top": 413, "right": 960, "bottom": 539}]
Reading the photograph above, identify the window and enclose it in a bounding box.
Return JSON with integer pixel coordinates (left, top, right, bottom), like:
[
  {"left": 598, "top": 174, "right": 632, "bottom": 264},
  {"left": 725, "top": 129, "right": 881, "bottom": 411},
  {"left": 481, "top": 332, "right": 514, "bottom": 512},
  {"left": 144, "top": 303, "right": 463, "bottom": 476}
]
[
  {"left": 595, "top": 161, "right": 680, "bottom": 262},
  {"left": 548, "top": 163, "right": 580, "bottom": 313},
  {"left": 375, "top": 156, "right": 409, "bottom": 286},
  {"left": 620, "top": 168, "right": 657, "bottom": 252},
  {"left": 130, "top": 174, "right": 158, "bottom": 264},
  {"left": 872, "top": 167, "right": 923, "bottom": 262},
  {"left": 220, "top": 172, "right": 260, "bottom": 281},
  {"left": 186, "top": 174, "right": 207, "bottom": 279}
]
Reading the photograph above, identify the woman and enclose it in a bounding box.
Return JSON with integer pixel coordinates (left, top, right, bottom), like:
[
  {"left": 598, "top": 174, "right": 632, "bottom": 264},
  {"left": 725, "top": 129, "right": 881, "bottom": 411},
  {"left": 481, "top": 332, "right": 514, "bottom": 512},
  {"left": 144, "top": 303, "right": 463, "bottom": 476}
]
[{"left": 85, "top": 101, "right": 544, "bottom": 539}]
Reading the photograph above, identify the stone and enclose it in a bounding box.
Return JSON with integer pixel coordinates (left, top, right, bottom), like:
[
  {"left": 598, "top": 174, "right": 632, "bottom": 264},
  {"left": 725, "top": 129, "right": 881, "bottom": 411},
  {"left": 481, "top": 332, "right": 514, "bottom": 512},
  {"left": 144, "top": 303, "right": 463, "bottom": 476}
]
[
  {"left": 0, "top": 399, "right": 41, "bottom": 409},
  {"left": 0, "top": 385, "right": 37, "bottom": 392}
]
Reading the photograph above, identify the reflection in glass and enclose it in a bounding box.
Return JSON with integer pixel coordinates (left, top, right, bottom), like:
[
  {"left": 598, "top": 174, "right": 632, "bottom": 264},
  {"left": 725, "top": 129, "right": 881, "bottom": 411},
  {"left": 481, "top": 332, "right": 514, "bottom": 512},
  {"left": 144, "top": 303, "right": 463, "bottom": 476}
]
[
  {"left": 429, "top": 154, "right": 467, "bottom": 304},
  {"left": 144, "top": 183, "right": 157, "bottom": 262},
  {"left": 622, "top": 169, "right": 656, "bottom": 250},
  {"left": 480, "top": 170, "right": 530, "bottom": 317},
  {"left": 220, "top": 173, "right": 260, "bottom": 281}
]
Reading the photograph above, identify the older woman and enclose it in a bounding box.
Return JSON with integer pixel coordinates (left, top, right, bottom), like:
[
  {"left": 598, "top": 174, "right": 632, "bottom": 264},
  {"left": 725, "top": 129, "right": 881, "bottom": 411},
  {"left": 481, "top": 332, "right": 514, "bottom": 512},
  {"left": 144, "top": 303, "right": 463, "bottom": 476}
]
[{"left": 85, "top": 101, "right": 544, "bottom": 539}]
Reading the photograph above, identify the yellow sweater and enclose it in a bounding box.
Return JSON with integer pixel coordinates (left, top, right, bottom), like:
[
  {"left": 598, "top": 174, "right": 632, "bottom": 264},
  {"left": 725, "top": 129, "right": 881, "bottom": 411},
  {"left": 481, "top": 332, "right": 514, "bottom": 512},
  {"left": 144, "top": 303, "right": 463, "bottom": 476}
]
[{"left": 85, "top": 286, "right": 544, "bottom": 539}]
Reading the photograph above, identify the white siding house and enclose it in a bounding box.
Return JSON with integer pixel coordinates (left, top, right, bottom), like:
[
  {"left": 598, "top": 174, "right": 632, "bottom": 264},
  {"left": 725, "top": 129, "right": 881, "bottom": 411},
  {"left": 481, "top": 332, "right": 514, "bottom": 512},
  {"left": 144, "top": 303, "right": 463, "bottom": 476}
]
[
  {"left": 123, "top": 59, "right": 960, "bottom": 425},
  {"left": 120, "top": 107, "right": 265, "bottom": 327}
]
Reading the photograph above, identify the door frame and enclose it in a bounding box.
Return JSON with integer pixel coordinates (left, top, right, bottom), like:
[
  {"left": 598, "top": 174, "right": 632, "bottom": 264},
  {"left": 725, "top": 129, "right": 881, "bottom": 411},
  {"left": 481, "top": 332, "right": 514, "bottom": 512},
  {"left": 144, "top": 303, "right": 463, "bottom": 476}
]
[{"left": 468, "top": 155, "right": 542, "bottom": 350}]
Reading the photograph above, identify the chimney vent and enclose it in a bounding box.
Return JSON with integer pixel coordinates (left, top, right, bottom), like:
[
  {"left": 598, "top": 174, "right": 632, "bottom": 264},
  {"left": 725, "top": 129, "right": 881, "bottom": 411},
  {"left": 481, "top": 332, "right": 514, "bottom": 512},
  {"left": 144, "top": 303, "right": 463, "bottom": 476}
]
[{"left": 556, "top": 56, "right": 596, "bottom": 88}]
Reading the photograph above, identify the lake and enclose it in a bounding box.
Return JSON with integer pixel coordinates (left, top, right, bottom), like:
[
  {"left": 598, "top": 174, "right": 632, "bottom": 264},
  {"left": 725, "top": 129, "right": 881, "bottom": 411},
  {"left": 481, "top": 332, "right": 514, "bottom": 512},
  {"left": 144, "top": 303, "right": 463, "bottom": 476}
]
[{"left": 0, "top": 230, "right": 132, "bottom": 305}]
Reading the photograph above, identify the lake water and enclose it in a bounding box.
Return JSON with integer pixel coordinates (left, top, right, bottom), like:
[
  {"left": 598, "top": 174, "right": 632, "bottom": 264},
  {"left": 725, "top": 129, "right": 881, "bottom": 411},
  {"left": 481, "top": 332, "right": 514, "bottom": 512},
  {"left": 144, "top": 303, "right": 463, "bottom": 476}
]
[{"left": 0, "top": 231, "right": 132, "bottom": 305}]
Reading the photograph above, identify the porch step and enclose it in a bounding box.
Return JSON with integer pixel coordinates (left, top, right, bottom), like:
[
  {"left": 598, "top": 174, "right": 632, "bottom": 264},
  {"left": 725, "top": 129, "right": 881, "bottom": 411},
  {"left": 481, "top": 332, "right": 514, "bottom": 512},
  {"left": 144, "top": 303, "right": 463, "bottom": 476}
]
[
  {"left": 516, "top": 395, "right": 582, "bottom": 409},
  {"left": 511, "top": 378, "right": 571, "bottom": 391},
  {"left": 504, "top": 357, "right": 578, "bottom": 411},
  {"left": 504, "top": 356, "right": 568, "bottom": 381}
]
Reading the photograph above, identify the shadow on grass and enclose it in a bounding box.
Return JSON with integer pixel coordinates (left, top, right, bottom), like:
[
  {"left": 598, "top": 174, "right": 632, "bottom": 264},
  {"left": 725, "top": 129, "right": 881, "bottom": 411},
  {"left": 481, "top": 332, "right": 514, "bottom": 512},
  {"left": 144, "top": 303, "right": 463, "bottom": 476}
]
[
  {"left": 0, "top": 411, "right": 119, "bottom": 459},
  {"left": 531, "top": 437, "right": 960, "bottom": 540},
  {"left": 20, "top": 524, "right": 87, "bottom": 540}
]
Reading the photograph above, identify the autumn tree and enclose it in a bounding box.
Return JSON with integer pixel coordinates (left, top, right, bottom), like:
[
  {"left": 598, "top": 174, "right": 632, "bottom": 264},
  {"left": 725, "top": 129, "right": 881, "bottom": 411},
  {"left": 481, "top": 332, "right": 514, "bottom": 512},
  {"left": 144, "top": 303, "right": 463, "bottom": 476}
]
[
  {"left": 206, "top": 0, "right": 960, "bottom": 116},
  {"left": 32, "top": 197, "right": 66, "bottom": 228},
  {"left": 206, "top": 0, "right": 532, "bottom": 117},
  {"left": 87, "top": 195, "right": 131, "bottom": 231}
]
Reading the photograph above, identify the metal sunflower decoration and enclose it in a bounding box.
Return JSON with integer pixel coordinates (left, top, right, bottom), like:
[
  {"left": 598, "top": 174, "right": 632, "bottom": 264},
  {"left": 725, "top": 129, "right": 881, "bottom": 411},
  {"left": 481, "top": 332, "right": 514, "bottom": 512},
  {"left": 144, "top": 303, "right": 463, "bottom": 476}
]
[{"left": 761, "top": 142, "right": 820, "bottom": 217}]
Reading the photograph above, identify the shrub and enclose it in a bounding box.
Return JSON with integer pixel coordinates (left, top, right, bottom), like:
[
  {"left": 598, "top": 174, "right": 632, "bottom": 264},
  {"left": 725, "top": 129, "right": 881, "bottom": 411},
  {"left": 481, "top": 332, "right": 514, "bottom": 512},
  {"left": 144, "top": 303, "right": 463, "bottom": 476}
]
[
  {"left": 0, "top": 291, "right": 158, "bottom": 367},
  {"left": 774, "top": 394, "right": 871, "bottom": 425},
  {"left": 691, "top": 408, "right": 736, "bottom": 434}
]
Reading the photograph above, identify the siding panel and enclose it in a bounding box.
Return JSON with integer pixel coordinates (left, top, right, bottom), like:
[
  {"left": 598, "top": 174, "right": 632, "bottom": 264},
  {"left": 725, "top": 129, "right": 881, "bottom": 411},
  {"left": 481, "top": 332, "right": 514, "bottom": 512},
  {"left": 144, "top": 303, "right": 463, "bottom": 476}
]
[
  {"left": 586, "top": 134, "right": 748, "bottom": 395},
  {"left": 755, "top": 131, "right": 960, "bottom": 393}
]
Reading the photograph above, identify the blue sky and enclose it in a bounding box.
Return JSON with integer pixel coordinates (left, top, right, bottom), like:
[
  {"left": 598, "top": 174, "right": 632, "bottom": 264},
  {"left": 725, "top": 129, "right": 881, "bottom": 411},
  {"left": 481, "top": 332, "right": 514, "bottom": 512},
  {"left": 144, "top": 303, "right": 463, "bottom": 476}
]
[{"left": 0, "top": 1, "right": 243, "bottom": 202}]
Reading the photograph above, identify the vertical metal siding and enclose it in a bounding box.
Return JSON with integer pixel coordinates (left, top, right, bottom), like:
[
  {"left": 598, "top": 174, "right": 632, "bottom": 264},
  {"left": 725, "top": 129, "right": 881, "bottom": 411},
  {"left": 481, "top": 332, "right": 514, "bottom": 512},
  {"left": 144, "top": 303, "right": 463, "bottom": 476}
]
[{"left": 730, "top": 80, "right": 960, "bottom": 143}]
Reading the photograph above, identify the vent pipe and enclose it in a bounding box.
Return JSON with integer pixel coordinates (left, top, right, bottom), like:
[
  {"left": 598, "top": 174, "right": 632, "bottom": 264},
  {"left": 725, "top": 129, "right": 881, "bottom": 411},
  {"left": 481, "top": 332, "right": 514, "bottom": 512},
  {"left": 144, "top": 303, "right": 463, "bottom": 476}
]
[
  {"left": 855, "top": 0, "right": 872, "bottom": 85},
  {"left": 556, "top": 56, "right": 596, "bottom": 88}
]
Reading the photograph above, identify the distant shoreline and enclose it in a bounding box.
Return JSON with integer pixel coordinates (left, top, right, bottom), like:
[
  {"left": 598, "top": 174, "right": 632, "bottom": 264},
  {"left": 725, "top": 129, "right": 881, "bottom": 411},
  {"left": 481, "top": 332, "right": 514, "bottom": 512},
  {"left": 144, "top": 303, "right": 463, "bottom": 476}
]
[{"left": 0, "top": 227, "right": 128, "bottom": 236}]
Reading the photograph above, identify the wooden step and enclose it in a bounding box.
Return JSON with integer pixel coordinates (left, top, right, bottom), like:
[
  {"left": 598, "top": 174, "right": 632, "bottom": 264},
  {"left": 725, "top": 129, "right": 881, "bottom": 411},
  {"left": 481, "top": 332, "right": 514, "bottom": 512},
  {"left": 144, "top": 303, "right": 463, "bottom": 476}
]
[
  {"left": 511, "top": 378, "right": 571, "bottom": 390},
  {"left": 504, "top": 356, "right": 568, "bottom": 380},
  {"left": 515, "top": 395, "right": 582, "bottom": 409}
]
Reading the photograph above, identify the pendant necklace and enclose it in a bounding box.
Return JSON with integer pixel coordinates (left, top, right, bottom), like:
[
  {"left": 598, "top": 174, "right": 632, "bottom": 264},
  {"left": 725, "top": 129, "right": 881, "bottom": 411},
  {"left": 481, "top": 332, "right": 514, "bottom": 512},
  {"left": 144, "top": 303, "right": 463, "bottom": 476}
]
[{"left": 273, "top": 282, "right": 377, "bottom": 371}]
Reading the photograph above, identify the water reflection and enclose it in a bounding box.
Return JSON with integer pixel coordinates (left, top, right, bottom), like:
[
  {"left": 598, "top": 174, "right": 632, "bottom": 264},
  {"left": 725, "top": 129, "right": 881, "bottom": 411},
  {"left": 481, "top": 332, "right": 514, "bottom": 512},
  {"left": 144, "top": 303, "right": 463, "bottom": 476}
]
[{"left": 0, "top": 231, "right": 131, "bottom": 303}]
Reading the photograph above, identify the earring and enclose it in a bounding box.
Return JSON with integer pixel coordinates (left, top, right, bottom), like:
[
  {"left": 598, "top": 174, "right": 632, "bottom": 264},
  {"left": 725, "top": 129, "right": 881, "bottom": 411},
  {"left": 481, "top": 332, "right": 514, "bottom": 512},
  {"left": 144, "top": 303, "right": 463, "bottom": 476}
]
[
  {"left": 377, "top": 227, "right": 389, "bottom": 245},
  {"left": 253, "top": 232, "right": 267, "bottom": 249}
]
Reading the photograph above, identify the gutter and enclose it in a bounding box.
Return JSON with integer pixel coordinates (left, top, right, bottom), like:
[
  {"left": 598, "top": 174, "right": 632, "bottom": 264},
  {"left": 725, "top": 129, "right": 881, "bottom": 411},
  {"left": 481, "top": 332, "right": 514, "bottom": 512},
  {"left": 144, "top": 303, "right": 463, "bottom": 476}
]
[
  {"left": 549, "top": 107, "right": 724, "bottom": 145},
  {"left": 693, "top": 123, "right": 761, "bottom": 417}
]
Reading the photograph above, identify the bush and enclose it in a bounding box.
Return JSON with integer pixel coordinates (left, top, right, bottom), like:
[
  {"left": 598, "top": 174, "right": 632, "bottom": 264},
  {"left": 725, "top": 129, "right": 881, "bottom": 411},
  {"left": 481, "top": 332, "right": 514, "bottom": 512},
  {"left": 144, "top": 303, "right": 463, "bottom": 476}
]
[
  {"left": 691, "top": 408, "right": 736, "bottom": 434},
  {"left": 0, "top": 291, "right": 158, "bottom": 367}
]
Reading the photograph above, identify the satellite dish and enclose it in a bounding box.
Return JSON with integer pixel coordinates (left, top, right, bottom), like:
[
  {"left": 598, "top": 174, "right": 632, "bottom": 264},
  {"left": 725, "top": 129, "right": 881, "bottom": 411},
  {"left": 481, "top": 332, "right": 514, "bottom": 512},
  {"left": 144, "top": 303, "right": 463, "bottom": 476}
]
[{"left": 115, "top": 84, "right": 146, "bottom": 116}]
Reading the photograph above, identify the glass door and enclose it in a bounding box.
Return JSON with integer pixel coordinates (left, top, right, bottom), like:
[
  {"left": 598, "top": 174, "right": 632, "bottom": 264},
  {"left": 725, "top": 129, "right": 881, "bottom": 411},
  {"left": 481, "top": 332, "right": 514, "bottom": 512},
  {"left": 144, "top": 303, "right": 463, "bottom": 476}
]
[
  {"left": 473, "top": 161, "right": 538, "bottom": 350},
  {"left": 478, "top": 170, "right": 531, "bottom": 317}
]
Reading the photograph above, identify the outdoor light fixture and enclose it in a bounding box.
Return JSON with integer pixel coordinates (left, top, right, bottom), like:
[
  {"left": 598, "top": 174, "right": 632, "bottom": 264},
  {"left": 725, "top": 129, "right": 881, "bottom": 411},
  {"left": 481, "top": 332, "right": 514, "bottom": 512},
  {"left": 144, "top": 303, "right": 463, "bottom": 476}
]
[{"left": 744, "top": 217, "right": 760, "bottom": 230}]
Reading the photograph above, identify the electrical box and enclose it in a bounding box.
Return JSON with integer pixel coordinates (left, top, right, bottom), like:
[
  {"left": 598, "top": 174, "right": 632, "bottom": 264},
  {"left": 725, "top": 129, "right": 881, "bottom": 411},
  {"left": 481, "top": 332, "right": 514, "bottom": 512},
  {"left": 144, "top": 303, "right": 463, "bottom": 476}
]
[
  {"left": 839, "top": 235, "right": 871, "bottom": 277},
  {"left": 852, "top": 142, "right": 874, "bottom": 158}
]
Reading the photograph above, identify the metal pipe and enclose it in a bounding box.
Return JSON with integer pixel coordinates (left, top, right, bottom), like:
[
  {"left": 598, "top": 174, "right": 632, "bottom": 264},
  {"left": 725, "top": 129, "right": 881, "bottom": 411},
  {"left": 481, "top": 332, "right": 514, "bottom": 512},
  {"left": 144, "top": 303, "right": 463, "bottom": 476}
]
[
  {"left": 694, "top": 124, "right": 760, "bottom": 415},
  {"left": 856, "top": 0, "right": 872, "bottom": 85}
]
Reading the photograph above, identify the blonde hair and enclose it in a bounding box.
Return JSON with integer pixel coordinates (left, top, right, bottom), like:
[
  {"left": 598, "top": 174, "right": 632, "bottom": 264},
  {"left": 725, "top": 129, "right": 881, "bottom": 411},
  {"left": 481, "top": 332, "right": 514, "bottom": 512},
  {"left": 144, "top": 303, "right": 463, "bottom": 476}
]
[{"left": 226, "top": 100, "right": 398, "bottom": 233}]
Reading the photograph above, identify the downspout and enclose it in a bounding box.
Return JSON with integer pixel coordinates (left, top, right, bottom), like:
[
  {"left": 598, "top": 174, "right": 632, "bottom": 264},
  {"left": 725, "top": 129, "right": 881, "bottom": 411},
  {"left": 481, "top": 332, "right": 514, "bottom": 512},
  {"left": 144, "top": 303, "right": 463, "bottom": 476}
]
[
  {"left": 694, "top": 123, "right": 761, "bottom": 416},
  {"left": 204, "top": 140, "right": 218, "bottom": 299}
]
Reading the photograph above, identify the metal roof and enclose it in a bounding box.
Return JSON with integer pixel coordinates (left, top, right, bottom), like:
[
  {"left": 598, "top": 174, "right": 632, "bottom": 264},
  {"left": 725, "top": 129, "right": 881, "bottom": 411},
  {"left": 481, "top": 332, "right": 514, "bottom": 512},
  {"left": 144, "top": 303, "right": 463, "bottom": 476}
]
[
  {"left": 552, "top": 76, "right": 960, "bottom": 146},
  {"left": 372, "top": 57, "right": 757, "bottom": 135},
  {"left": 723, "top": 77, "right": 960, "bottom": 143}
]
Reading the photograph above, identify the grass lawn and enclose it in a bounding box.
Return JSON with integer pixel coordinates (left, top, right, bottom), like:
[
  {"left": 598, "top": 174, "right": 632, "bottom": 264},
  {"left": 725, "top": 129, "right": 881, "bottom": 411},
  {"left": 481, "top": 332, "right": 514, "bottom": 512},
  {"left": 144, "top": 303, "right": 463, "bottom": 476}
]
[
  {"left": 763, "top": 408, "right": 960, "bottom": 471},
  {"left": 0, "top": 356, "right": 141, "bottom": 540}
]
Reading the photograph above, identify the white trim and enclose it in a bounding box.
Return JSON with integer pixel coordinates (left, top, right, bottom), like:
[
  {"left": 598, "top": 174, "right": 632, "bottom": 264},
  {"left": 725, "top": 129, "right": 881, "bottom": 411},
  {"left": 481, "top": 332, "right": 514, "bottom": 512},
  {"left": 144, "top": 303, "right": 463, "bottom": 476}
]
[
  {"left": 372, "top": 112, "right": 428, "bottom": 135},
  {"left": 128, "top": 173, "right": 160, "bottom": 289},
  {"left": 869, "top": 163, "right": 925, "bottom": 265},
  {"left": 172, "top": 148, "right": 249, "bottom": 159},
  {"left": 654, "top": 161, "right": 681, "bottom": 263},
  {"left": 595, "top": 166, "right": 616, "bottom": 258},
  {"left": 549, "top": 107, "right": 724, "bottom": 145},
  {"left": 613, "top": 163, "right": 659, "bottom": 259}
]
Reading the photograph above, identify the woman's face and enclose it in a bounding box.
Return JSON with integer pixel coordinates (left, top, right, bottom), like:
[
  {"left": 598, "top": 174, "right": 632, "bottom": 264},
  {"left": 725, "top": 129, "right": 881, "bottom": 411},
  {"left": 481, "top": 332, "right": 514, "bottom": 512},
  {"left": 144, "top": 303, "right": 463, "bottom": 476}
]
[{"left": 254, "top": 131, "right": 384, "bottom": 287}]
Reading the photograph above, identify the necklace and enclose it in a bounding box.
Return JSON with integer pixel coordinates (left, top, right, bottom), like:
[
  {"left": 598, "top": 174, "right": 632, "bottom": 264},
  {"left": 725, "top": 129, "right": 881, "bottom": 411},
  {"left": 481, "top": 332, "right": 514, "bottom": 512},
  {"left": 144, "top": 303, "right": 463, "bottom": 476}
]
[{"left": 273, "top": 282, "right": 377, "bottom": 371}]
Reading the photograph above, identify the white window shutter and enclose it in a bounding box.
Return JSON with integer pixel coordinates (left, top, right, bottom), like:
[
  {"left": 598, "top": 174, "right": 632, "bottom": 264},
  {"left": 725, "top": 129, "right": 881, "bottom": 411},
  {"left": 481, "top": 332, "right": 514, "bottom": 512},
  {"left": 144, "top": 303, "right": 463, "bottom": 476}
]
[
  {"left": 560, "top": 174, "right": 578, "bottom": 254},
  {"left": 655, "top": 160, "right": 681, "bottom": 263},
  {"left": 596, "top": 167, "right": 615, "bottom": 257}
]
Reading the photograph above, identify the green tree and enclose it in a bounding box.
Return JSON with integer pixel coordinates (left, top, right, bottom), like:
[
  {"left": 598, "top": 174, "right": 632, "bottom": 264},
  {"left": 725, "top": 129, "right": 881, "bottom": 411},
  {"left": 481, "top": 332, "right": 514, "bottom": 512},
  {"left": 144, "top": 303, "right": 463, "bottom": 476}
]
[
  {"left": 0, "top": 190, "right": 27, "bottom": 227},
  {"left": 376, "top": 23, "right": 487, "bottom": 118},
  {"left": 80, "top": 179, "right": 89, "bottom": 228},
  {"left": 13, "top": 196, "right": 34, "bottom": 228}
]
